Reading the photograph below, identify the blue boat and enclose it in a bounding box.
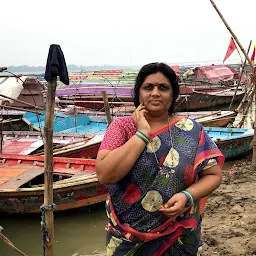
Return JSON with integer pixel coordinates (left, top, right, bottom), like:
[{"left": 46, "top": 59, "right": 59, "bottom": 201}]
[
  {"left": 204, "top": 127, "right": 254, "bottom": 159},
  {"left": 23, "top": 111, "right": 107, "bottom": 135}
]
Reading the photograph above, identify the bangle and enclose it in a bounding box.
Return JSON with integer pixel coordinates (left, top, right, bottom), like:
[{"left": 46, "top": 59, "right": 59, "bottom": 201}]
[
  {"left": 181, "top": 190, "right": 194, "bottom": 208},
  {"left": 137, "top": 130, "right": 150, "bottom": 142},
  {"left": 135, "top": 132, "right": 149, "bottom": 145}
]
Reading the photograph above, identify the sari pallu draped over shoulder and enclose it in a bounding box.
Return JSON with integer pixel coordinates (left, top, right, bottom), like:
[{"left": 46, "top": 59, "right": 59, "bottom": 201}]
[
  {"left": 100, "top": 117, "right": 224, "bottom": 256},
  {"left": 105, "top": 196, "right": 198, "bottom": 256}
]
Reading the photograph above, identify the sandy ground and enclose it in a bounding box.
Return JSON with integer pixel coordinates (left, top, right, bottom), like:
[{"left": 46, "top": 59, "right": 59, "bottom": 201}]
[{"left": 202, "top": 154, "right": 256, "bottom": 256}]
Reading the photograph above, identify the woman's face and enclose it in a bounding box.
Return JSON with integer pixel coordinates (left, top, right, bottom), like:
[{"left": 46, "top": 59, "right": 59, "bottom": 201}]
[{"left": 139, "top": 72, "right": 173, "bottom": 114}]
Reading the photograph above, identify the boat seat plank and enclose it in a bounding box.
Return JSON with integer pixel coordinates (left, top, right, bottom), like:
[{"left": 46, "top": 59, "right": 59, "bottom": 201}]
[
  {"left": 0, "top": 167, "right": 44, "bottom": 190},
  {"left": 0, "top": 168, "right": 28, "bottom": 186}
]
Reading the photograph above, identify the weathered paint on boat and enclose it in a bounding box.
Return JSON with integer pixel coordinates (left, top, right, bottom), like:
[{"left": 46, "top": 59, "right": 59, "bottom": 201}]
[
  {"left": 175, "top": 89, "right": 245, "bottom": 112},
  {"left": 204, "top": 127, "right": 254, "bottom": 159},
  {"left": 1, "top": 131, "right": 95, "bottom": 155},
  {"left": 53, "top": 134, "right": 103, "bottom": 158},
  {"left": 0, "top": 155, "right": 107, "bottom": 214}
]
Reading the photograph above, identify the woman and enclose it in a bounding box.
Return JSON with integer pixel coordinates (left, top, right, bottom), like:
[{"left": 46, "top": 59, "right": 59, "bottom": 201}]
[{"left": 96, "top": 62, "right": 224, "bottom": 255}]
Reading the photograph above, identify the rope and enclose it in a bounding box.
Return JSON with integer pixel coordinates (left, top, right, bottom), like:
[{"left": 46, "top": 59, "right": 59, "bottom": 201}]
[
  {"left": 40, "top": 203, "right": 56, "bottom": 256},
  {"left": 0, "top": 231, "right": 27, "bottom": 256}
]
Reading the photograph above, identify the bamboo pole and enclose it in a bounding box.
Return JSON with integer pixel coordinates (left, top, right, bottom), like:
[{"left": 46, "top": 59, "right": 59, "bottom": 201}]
[
  {"left": 236, "top": 82, "right": 254, "bottom": 112},
  {"left": 209, "top": 0, "right": 254, "bottom": 70},
  {"left": 43, "top": 76, "right": 57, "bottom": 256},
  {"left": 101, "top": 91, "right": 112, "bottom": 125},
  {"left": 0, "top": 232, "right": 27, "bottom": 256},
  {"left": 229, "top": 41, "right": 252, "bottom": 110},
  {"left": 209, "top": 0, "right": 256, "bottom": 169},
  {"left": 236, "top": 87, "right": 255, "bottom": 128}
]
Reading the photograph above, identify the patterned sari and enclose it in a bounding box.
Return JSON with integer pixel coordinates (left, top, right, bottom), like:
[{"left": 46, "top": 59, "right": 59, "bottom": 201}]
[{"left": 99, "top": 116, "right": 224, "bottom": 256}]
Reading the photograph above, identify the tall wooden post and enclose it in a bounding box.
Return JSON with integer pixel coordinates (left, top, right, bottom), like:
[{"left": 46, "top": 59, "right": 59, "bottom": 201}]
[
  {"left": 102, "top": 90, "right": 112, "bottom": 125},
  {"left": 44, "top": 76, "right": 57, "bottom": 256},
  {"left": 209, "top": 0, "right": 256, "bottom": 169}
]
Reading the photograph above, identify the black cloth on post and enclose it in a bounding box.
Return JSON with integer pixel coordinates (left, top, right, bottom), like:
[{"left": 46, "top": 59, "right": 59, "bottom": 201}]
[{"left": 44, "top": 44, "right": 69, "bottom": 85}]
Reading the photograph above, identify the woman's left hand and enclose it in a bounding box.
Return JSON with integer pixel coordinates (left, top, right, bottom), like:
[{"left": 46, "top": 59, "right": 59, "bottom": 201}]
[{"left": 159, "top": 193, "right": 187, "bottom": 217}]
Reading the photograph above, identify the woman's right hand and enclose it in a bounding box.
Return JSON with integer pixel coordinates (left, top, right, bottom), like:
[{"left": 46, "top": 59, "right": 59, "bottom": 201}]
[{"left": 133, "top": 103, "right": 151, "bottom": 136}]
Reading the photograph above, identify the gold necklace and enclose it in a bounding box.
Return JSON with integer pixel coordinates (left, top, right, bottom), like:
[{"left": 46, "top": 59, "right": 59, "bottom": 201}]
[{"left": 150, "top": 115, "right": 174, "bottom": 171}]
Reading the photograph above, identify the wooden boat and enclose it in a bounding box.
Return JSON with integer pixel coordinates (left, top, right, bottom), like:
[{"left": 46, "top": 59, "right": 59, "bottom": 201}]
[
  {"left": 176, "top": 110, "right": 237, "bottom": 127},
  {"left": 175, "top": 87, "right": 245, "bottom": 112},
  {"left": 2, "top": 131, "right": 104, "bottom": 158},
  {"left": 56, "top": 84, "right": 244, "bottom": 112},
  {"left": 0, "top": 76, "right": 45, "bottom": 109},
  {"left": 48, "top": 111, "right": 238, "bottom": 159},
  {"left": 0, "top": 154, "right": 107, "bottom": 214},
  {"left": 50, "top": 134, "right": 103, "bottom": 158},
  {"left": 204, "top": 127, "right": 254, "bottom": 159},
  {"left": 23, "top": 111, "right": 108, "bottom": 133},
  {"left": 73, "top": 108, "right": 237, "bottom": 128}
]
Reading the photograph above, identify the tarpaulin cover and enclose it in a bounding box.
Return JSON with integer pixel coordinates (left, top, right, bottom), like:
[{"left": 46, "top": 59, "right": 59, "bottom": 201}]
[{"left": 194, "top": 65, "right": 240, "bottom": 82}]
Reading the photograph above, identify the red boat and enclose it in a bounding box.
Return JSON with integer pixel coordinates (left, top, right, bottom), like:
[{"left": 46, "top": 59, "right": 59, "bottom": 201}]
[{"left": 0, "top": 154, "right": 107, "bottom": 214}]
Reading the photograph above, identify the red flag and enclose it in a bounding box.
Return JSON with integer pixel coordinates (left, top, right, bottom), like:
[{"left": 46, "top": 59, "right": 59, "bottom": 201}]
[
  {"left": 250, "top": 46, "right": 255, "bottom": 65},
  {"left": 223, "top": 37, "right": 237, "bottom": 63}
]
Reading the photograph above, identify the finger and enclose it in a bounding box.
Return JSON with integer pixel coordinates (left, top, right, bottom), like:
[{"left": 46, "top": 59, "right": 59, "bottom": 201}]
[
  {"left": 159, "top": 205, "right": 179, "bottom": 214},
  {"left": 138, "top": 109, "right": 148, "bottom": 116},
  {"left": 164, "top": 198, "right": 177, "bottom": 208},
  {"left": 162, "top": 211, "right": 179, "bottom": 217},
  {"left": 137, "top": 104, "right": 145, "bottom": 111}
]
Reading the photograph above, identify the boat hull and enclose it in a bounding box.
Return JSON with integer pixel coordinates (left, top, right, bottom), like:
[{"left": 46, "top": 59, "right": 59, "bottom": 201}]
[
  {"left": 0, "top": 155, "right": 108, "bottom": 214},
  {"left": 175, "top": 90, "right": 245, "bottom": 111},
  {"left": 204, "top": 127, "right": 253, "bottom": 159},
  {"left": 0, "top": 181, "right": 107, "bottom": 214},
  {"left": 215, "top": 135, "right": 253, "bottom": 159}
]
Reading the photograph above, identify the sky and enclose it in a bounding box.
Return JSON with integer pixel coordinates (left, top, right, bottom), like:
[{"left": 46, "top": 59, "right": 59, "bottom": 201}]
[{"left": 1, "top": 0, "right": 256, "bottom": 67}]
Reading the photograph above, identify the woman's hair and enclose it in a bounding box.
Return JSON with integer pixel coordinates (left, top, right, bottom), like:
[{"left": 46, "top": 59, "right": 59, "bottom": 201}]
[{"left": 133, "top": 62, "right": 180, "bottom": 114}]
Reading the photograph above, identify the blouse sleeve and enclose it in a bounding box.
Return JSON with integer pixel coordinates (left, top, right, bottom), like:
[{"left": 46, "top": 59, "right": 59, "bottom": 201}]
[
  {"left": 99, "top": 118, "right": 129, "bottom": 151},
  {"left": 194, "top": 127, "right": 225, "bottom": 175}
]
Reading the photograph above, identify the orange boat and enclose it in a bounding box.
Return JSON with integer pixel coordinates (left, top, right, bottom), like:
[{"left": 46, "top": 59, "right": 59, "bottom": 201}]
[{"left": 0, "top": 154, "right": 107, "bottom": 214}]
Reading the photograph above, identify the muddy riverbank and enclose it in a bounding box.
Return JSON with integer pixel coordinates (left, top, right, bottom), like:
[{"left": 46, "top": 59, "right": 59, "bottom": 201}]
[{"left": 202, "top": 153, "right": 256, "bottom": 256}]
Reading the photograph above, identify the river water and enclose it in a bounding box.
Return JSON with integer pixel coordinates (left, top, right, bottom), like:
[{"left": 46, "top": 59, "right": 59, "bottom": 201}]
[
  {"left": 0, "top": 204, "right": 107, "bottom": 256},
  {"left": 0, "top": 102, "right": 255, "bottom": 256}
]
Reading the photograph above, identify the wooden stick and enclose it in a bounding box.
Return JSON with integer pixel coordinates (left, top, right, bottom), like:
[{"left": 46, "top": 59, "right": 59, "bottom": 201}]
[
  {"left": 44, "top": 76, "right": 57, "bottom": 256},
  {"left": 0, "top": 232, "right": 27, "bottom": 256},
  {"left": 101, "top": 90, "right": 112, "bottom": 125},
  {"left": 236, "top": 82, "right": 254, "bottom": 112},
  {"left": 0, "top": 93, "right": 44, "bottom": 110},
  {"left": 236, "top": 87, "right": 255, "bottom": 128}
]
